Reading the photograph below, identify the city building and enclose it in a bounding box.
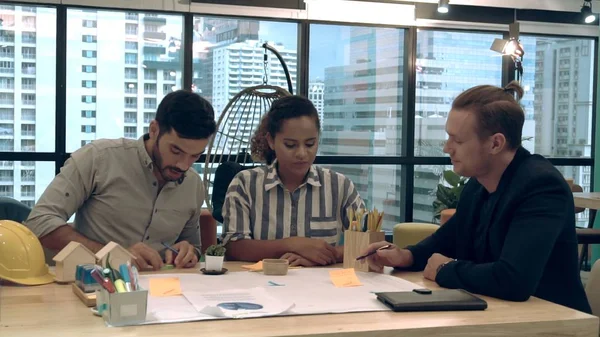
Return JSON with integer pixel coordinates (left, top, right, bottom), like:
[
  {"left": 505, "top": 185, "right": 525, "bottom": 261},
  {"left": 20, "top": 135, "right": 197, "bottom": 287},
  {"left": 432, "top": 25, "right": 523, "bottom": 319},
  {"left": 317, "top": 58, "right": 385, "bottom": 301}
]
[
  {"left": 66, "top": 9, "right": 182, "bottom": 148},
  {"left": 317, "top": 28, "right": 593, "bottom": 228},
  {"left": 0, "top": 4, "right": 56, "bottom": 207},
  {"left": 523, "top": 37, "right": 594, "bottom": 225},
  {"left": 319, "top": 26, "right": 404, "bottom": 227},
  {"left": 0, "top": 5, "right": 184, "bottom": 205},
  {"left": 308, "top": 80, "right": 325, "bottom": 127}
]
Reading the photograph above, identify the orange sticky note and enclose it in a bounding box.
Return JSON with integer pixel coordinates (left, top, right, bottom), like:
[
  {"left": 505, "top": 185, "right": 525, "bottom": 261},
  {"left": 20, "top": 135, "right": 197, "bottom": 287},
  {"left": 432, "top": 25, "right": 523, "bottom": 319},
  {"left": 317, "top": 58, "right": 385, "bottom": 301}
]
[
  {"left": 149, "top": 277, "right": 182, "bottom": 297},
  {"left": 329, "top": 268, "right": 363, "bottom": 288},
  {"left": 241, "top": 261, "right": 264, "bottom": 272}
]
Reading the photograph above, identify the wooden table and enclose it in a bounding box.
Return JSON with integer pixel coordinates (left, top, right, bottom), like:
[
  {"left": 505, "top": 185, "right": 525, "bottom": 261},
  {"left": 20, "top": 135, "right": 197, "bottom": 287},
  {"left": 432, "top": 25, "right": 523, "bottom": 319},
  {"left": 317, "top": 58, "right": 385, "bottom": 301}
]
[
  {"left": 573, "top": 192, "right": 600, "bottom": 269},
  {"left": 574, "top": 193, "right": 600, "bottom": 212},
  {"left": 1, "top": 262, "right": 597, "bottom": 337}
]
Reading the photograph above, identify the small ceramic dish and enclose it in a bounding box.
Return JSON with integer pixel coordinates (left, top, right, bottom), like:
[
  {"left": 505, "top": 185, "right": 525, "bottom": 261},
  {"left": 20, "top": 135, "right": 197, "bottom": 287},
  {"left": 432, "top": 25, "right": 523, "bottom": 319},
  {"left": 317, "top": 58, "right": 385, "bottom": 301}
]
[
  {"left": 201, "top": 267, "right": 228, "bottom": 275},
  {"left": 262, "top": 259, "right": 289, "bottom": 276}
]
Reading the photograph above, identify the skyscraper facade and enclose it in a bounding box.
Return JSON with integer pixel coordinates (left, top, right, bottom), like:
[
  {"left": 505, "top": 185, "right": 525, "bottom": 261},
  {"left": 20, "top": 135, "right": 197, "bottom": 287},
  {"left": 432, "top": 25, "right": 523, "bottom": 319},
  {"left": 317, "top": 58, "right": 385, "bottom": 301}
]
[{"left": 0, "top": 4, "right": 56, "bottom": 206}]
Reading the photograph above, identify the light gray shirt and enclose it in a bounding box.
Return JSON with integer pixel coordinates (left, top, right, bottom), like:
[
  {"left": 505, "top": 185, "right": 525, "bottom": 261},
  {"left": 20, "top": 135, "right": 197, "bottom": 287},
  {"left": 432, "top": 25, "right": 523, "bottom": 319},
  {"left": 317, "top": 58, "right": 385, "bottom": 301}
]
[
  {"left": 25, "top": 135, "right": 204, "bottom": 254},
  {"left": 222, "top": 161, "right": 364, "bottom": 246}
]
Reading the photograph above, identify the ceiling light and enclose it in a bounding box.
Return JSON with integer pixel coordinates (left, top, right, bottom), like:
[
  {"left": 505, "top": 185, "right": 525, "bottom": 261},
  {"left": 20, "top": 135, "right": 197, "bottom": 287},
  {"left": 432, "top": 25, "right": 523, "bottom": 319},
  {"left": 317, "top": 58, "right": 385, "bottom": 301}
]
[
  {"left": 490, "top": 22, "right": 525, "bottom": 82},
  {"left": 582, "top": 1, "right": 596, "bottom": 23},
  {"left": 490, "top": 38, "right": 524, "bottom": 58},
  {"left": 437, "top": 0, "right": 449, "bottom": 14}
]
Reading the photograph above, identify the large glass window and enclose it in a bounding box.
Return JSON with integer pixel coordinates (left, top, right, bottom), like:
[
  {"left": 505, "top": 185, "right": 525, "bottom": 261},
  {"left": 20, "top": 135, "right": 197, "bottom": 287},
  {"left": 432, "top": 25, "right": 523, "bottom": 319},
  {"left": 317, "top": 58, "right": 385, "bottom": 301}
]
[
  {"left": 520, "top": 36, "right": 595, "bottom": 158},
  {"left": 192, "top": 16, "right": 298, "bottom": 118},
  {"left": 0, "top": 4, "right": 56, "bottom": 209},
  {"left": 66, "top": 9, "right": 184, "bottom": 152},
  {"left": 0, "top": 4, "right": 590, "bottom": 238},
  {"left": 318, "top": 164, "right": 403, "bottom": 231},
  {"left": 557, "top": 165, "right": 591, "bottom": 227},
  {"left": 0, "top": 5, "right": 56, "bottom": 152},
  {"left": 310, "top": 24, "right": 405, "bottom": 156},
  {"left": 0, "top": 161, "right": 54, "bottom": 207},
  {"left": 413, "top": 164, "right": 591, "bottom": 227},
  {"left": 412, "top": 164, "right": 453, "bottom": 223},
  {"left": 414, "top": 30, "right": 503, "bottom": 157}
]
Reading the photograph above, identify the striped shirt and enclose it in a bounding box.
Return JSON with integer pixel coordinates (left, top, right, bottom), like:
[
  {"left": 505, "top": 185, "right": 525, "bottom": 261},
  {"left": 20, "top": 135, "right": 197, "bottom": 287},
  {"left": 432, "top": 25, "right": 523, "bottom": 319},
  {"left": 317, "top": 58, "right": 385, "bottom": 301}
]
[{"left": 222, "top": 161, "right": 364, "bottom": 246}]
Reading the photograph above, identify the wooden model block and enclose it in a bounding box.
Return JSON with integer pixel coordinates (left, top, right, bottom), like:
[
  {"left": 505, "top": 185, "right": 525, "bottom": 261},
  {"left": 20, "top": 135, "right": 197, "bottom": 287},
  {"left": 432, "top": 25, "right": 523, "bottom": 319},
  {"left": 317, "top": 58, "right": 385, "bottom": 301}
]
[
  {"left": 343, "top": 231, "right": 385, "bottom": 272},
  {"left": 95, "top": 241, "right": 135, "bottom": 268},
  {"left": 52, "top": 241, "right": 96, "bottom": 283},
  {"left": 72, "top": 283, "right": 96, "bottom": 307}
]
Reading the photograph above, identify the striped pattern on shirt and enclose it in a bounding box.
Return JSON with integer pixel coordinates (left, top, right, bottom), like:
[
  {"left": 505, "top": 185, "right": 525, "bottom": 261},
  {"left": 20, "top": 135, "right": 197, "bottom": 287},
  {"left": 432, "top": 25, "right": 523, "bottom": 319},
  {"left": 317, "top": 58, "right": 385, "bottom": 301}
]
[{"left": 222, "top": 162, "right": 364, "bottom": 246}]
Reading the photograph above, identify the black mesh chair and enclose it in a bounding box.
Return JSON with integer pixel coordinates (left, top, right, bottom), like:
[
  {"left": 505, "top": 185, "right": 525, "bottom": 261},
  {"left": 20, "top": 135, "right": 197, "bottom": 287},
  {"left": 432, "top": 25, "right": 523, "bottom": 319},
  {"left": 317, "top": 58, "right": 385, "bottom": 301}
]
[
  {"left": 0, "top": 196, "right": 31, "bottom": 223},
  {"left": 211, "top": 161, "right": 256, "bottom": 223}
]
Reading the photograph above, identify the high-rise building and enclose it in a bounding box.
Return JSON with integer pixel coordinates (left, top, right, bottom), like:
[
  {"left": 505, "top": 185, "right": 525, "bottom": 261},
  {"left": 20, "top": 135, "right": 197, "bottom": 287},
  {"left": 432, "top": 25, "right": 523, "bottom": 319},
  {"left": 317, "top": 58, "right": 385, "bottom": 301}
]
[
  {"left": 198, "top": 40, "right": 297, "bottom": 156},
  {"left": 210, "top": 40, "right": 297, "bottom": 117},
  {"left": 192, "top": 17, "right": 260, "bottom": 104},
  {"left": 0, "top": 5, "right": 185, "bottom": 206},
  {"left": 0, "top": 4, "right": 56, "bottom": 206},
  {"left": 66, "top": 10, "right": 183, "bottom": 150},
  {"left": 522, "top": 37, "right": 594, "bottom": 226},
  {"left": 308, "top": 81, "right": 325, "bottom": 124},
  {"left": 412, "top": 31, "right": 504, "bottom": 223},
  {"left": 320, "top": 27, "right": 404, "bottom": 226}
]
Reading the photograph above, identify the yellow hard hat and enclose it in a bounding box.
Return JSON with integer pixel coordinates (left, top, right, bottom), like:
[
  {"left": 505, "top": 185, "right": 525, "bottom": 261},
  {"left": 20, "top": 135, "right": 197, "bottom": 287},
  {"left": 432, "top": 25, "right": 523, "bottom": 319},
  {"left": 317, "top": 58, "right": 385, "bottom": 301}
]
[{"left": 0, "top": 220, "right": 54, "bottom": 285}]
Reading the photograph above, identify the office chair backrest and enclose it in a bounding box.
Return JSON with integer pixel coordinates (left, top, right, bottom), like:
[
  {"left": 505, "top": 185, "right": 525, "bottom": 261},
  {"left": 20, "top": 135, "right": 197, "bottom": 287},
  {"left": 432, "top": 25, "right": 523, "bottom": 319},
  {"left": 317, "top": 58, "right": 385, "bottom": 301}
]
[
  {"left": 0, "top": 196, "right": 32, "bottom": 223},
  {"left": 211, "top": 161, "right": 256, "bottom": 223}
]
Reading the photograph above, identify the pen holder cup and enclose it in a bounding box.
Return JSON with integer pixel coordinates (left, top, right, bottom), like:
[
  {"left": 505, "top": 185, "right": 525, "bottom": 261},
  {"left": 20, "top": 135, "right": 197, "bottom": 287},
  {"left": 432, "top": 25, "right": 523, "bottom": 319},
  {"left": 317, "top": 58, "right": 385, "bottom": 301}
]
[
  {"left": 95, "top": 288, "right": 148, "bottom": 326},
  {"left": 263, "top": 259, "right": 289, "bottom": 275},
  {"left": 343, "top": 231, "right": 386, "bottom": 272}
]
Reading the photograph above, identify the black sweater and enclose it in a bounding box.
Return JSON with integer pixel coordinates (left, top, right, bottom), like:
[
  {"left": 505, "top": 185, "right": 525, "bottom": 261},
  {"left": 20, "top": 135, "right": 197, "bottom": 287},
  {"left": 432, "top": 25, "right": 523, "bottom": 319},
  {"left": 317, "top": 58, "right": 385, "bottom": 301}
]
[{"left": 407, "top": 147, "right": 591, "bottom": 314}]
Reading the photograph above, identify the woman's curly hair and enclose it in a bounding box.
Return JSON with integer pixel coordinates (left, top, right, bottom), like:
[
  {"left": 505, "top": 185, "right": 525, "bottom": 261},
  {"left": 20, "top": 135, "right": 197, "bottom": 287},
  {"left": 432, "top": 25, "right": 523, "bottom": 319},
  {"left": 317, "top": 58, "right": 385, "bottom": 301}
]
[{"left": 251, "top": 95, "right": 320, "bottom": 165}]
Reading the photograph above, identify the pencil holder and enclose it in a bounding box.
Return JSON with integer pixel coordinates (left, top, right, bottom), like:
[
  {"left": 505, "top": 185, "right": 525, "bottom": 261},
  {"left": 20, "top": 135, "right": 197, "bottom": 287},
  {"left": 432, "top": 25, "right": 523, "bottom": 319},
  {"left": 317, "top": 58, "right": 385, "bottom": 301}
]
[
  {"left": 343, "top": 230, "right": 385, "bottom": 272},
  {"left": 95, "top": 288, "right": 148, "bottom": 326}
]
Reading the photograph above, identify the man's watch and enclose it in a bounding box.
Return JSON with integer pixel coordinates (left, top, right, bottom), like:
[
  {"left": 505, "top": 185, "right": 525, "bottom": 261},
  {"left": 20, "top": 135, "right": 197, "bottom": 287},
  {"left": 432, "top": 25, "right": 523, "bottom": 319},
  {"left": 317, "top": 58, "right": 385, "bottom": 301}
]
[{"left": 436, "top": 258, "right": 457, "bottom": 274}]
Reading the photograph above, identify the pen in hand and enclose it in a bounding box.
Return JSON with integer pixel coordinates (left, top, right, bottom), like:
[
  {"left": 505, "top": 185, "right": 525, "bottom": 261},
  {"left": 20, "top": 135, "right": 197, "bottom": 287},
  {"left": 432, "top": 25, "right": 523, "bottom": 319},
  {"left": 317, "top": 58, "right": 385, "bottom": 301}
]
[
  {"left": 355, "top": 244, "right": 393, "bottom": 261},
  {"left": 161, "top": 242, "right": 179, "bottom": 256}
]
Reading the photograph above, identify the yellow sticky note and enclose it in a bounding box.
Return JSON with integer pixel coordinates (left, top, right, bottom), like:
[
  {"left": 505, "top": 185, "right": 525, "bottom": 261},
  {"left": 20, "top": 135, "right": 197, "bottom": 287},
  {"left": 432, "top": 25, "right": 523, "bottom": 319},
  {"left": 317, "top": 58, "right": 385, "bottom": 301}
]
[
  {"left": 329, "top": 268, "right": 363, "bottom": 288},
  {"left": 149, "top": 277, "right": 182, "bottom": 297},
  {"left": 241, "top": 261, "right": 264, "bottom": 272}
]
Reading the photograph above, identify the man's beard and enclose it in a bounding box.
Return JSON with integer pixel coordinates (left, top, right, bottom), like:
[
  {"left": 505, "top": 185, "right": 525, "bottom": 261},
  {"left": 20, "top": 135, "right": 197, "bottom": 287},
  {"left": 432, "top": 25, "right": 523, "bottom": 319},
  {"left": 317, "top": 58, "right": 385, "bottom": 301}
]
[{"left": 151, "top": 137, "right": 186, "bottom": 183}]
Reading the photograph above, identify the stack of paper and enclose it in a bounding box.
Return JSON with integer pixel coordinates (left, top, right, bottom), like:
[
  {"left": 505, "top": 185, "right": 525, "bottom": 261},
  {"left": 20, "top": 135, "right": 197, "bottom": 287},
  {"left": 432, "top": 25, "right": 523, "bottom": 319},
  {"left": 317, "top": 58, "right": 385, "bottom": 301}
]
[{"left": 184, "top": 287, "right": 295, "bottom": 319}]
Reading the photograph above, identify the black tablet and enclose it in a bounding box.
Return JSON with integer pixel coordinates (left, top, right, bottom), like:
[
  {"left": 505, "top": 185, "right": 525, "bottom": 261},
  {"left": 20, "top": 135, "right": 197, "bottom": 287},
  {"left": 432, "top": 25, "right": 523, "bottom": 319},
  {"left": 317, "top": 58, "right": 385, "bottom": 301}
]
[{"left": 375, "top": 289, "right": 488, "bottom": 312}]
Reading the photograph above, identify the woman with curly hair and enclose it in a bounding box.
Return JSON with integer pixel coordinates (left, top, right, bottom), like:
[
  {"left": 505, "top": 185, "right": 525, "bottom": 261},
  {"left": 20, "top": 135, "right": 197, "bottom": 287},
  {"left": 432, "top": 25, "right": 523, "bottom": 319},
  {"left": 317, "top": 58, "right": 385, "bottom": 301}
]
[{"left": 221, "top": 95, "right": 364, "bottom": 266}]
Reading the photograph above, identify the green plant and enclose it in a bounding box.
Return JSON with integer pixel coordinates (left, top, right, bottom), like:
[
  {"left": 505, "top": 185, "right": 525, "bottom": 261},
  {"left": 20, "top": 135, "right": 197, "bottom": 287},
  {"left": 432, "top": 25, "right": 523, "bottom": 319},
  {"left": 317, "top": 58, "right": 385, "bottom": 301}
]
[
  {"left": 205, "top": 244, "right": 226, "bottom": 257},
  {"left": 432, "top": 170, "right": 468, "bottom": 222}
]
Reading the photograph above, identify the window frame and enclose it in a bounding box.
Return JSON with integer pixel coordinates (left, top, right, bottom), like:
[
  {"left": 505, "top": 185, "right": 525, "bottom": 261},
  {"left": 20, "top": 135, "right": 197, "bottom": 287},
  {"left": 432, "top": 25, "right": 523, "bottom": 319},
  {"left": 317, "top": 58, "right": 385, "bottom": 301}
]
[{"left": 0, "top": 4, "right": 590, "bottom": 239}]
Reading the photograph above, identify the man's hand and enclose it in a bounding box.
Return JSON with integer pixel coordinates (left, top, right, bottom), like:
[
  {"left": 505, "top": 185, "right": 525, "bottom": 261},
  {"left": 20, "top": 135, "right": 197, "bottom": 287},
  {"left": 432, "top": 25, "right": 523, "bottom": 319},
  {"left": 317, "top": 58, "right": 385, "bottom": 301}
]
[
  {"left": 423, "top": 253, "right": 454, "bottom": 281},
  {"left": 360, "top": 241, "right": 413, "bottom": 273},
  {"left": 283, "top": 237, "right": 338, "bottom": 266},
  {"left": 280, "top": 252, "right": 317, "bottom": 267},
  {"left": 129, "top": 243, "right": 164, "bottom": 271},
  {"left": 165, "top": 241, "right": 198, "bottom": 269}
]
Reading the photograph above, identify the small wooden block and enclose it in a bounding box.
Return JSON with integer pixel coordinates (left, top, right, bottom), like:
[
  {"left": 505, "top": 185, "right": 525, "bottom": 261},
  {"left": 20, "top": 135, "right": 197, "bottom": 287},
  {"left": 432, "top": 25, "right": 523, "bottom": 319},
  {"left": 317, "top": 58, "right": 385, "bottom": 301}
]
[
  {"left": 72, "top": 283, "right": 96, "bottom": 307},
  {"left": 343, "top": 231, "right": 386, "bottom": 272}
]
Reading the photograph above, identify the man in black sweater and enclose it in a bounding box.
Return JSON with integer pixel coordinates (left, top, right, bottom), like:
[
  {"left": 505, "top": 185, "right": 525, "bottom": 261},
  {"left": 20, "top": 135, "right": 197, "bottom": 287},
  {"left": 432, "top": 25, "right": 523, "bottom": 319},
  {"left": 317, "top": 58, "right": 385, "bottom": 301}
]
[{"left": 365, "top": 81, "right": 591, "bottom": 314}]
